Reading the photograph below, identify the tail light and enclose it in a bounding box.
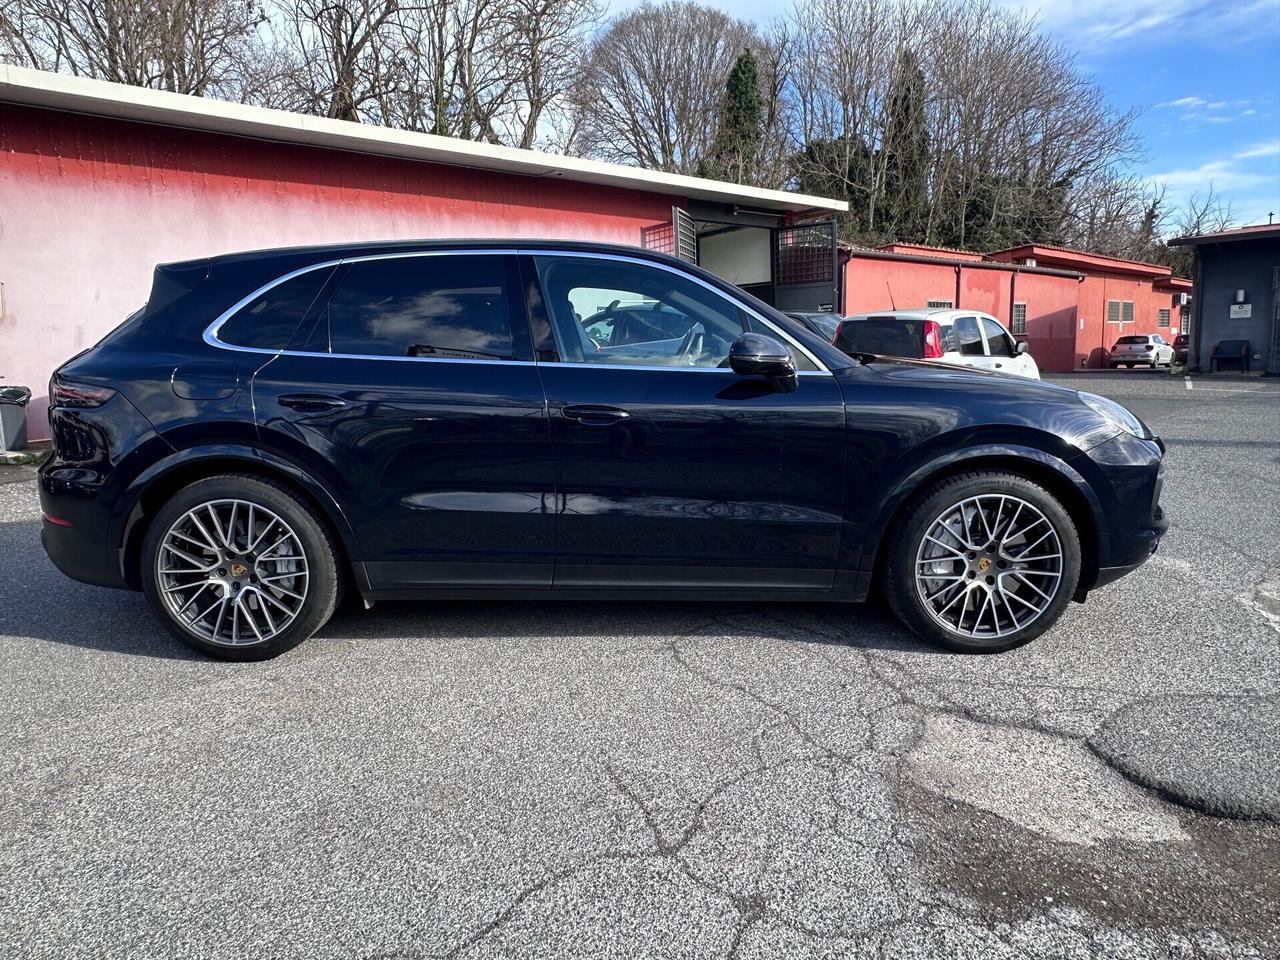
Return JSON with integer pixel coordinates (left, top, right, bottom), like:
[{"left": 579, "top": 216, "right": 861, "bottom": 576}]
[
  {"left": 923, "top": 320, "right": 944, "bottom": 359},
  {"left": 49, "top": 374, "right": 116, "bottom": 408},
  {"left": 1143, "top": 344, "right": 1153, "bottom": 351}
]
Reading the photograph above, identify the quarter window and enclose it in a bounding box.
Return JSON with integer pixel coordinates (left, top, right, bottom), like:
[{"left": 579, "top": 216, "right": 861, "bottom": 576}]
[
  {"left": 313, "top": 255, "right": 516, "bottom": 360},
  {"left": 954, "top": 316, "right": 985, "bottom": 356},
  {"left": 533, "top": 256, "right": 816, "bottom": 370},
  {"left": 218, "top": 266, "right": 336, "bottom": 350}
]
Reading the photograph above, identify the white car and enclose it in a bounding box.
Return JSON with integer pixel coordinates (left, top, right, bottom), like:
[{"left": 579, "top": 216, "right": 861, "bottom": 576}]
[
  {"left": 833, "top": 309, "right": 1040, "bottom": 379},
  {"left": 1110, "top": 334, "right": 1174, "bottom": 368}
]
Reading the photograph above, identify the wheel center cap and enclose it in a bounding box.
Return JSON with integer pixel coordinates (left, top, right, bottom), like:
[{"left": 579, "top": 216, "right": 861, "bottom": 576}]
[
  {"left": 977, "top": 556, "right": 992, "bottom": 574},
  {"left": 229, "top": 561, "right": 249, "bottom": 579}
]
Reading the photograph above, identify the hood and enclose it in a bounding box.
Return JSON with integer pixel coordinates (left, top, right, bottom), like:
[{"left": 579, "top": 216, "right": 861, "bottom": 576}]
[{"left": 846, "top": 355, "right": 1079, "bottom": 400}]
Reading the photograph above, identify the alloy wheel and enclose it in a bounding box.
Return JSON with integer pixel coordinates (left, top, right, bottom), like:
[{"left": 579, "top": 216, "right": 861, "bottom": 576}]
[
  {"left": 914, "top": 494, "right": 1063, "bottom": 639},
  {"left": 155, "top": 498, "right": 309, "bottom": 646}
]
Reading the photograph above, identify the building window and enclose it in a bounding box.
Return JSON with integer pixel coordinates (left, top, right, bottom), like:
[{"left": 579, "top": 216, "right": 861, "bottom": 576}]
[
  {"left": 926, "top": 299, "right": 953, "bottom": 308},
  {"left": 1106, "top": 299, "right": 1135, "bottom": 323},
  {"left": 1180, "top": 304, "right": 1190, "bottom": 325},
  {"left": 1011, "top": 302, "right": 1027, "bottom": 335},
  {"left": 1157, "top": 308, "right": 1171, "bottom": 328}
]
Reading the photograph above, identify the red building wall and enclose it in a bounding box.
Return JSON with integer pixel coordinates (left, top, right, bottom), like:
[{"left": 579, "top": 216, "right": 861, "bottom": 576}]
[
  {"left": 1076, "top": 272, "right": 1185, "bottom": 368},
  {"left": 1013, "top": 271, "right": 1081, "bottom": 372},
  {"left": 842, "top": 254, "right": 1082, "bottom": 371},
  {"left": 0, "top": 104, "right": 682, "bottom": 438}
]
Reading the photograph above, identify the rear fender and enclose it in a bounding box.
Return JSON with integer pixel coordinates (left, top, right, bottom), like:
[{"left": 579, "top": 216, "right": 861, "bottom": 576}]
[{"left": 116, "top": 444, "right": 368, "bottom": 592}]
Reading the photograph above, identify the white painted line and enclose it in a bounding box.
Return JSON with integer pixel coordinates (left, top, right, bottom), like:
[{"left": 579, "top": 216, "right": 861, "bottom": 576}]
[{"left": 1184, "top": 377, "right": 1193, "bottom": 390}]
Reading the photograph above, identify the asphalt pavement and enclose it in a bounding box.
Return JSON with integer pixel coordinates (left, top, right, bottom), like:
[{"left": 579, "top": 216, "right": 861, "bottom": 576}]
[{"left": 1, "top": 369, "right": 1278, "bottom": 958}]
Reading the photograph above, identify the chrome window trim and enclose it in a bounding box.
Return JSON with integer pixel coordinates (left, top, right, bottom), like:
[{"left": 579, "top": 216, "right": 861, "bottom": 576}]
[
  {"left": 203, "top": 246, "right": 832, "bottom": 375},
  {"left": 203, "top": 248, "right": 526, "bottom": 365},
  {"left": 521, "top": 248, "right": 832, "bottom": 375}
]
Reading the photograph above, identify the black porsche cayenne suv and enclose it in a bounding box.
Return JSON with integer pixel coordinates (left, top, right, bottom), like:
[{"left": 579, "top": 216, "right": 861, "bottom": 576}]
[{"left": 39, "top": 240, "right": 1167, "bottom": 659}]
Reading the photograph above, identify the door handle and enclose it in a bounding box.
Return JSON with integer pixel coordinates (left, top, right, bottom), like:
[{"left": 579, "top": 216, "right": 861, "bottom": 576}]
[
  {"left": 279, "top": 394, "right": 346, "bottom": 411},
  {"left": 994, "top": 363, "right": 1003, "bottom": 369},
  {"left": 561, "top": 404, "right": 631, "bottom": 426}
]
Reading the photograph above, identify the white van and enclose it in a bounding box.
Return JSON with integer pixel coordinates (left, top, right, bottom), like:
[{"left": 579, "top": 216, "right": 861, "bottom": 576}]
[{"left": 833, "top": 309, "right": 1041, "bottom": 379}]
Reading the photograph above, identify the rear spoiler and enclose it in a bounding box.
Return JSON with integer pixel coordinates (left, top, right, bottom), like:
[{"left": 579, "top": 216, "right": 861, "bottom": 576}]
[{"left": 145, "top": 258, "right": 211, "bottom": 317}]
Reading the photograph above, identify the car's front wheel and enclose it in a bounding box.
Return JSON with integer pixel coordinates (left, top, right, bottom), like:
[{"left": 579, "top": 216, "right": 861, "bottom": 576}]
[
  {"left": 141, "top": 474, "right": 340, "bottom": 660},
  {"left": 882, "top": 472, "right": 1082, "bottom": 653}
]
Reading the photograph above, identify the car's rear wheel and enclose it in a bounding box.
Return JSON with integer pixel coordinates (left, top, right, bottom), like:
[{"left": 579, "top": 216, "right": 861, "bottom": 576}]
[
  {"left": 882, "top": 472, "right": 1081, "bottom": 653},
  {"left": 141, "top": 474, "right": 340, "bottom": 660}
]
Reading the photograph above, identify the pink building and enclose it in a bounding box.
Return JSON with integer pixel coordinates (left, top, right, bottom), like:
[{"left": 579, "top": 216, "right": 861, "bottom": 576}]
[{"left": 843, "top": 243, "right": 1192, "bottom": 371}]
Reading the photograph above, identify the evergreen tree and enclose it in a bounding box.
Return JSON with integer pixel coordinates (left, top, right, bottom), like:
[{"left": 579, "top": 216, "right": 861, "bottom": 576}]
[
  {"left": 880, "top": 49, "right": 929, "bottom": 241},
  {"left": 701, "top": 48, "right": 765, "bottom": 184}
]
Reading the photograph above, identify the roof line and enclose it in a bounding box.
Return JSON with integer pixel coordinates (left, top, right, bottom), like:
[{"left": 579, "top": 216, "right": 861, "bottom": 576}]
[
  {"left": 845, "top": 245, "right": 1085, "bottom": 279},
  {"left": 0, "top": 65, "right": 848, "bottom": 215}
]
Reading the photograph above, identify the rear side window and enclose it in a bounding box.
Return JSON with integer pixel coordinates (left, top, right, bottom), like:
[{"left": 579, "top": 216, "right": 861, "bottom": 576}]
[
  {"left": 316, "top": 255, "right": 516, "bottom": 360},
  {"left": 218, "top": 266, "right": 335, "bottom": 350},
  {"left": 954, "top": 316, "right": 985, "bottom": 356}
]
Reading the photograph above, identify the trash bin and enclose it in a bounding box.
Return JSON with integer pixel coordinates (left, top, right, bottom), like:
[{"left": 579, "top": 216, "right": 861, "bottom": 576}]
[{"left": 0, "top": 385, "right": 32, "bottom": 452}]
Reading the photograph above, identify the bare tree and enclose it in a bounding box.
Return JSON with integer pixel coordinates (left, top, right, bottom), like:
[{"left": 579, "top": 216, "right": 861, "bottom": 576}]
[
  {"left": 0, "top": 0, "right": 269, "bottom": 98},
  {"left": 576, "top": 1, "right": 758, "bottom": 174}
]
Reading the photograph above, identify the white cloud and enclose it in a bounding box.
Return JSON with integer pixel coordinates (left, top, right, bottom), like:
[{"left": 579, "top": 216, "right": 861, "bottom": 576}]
[
  {"left": 1150, "top": 159, "right": 1275, "bottom": 193},
  {"left": 1005, "top": 0, "right": 1279, "bottom": 48},
  {"left": 1235, "top": 140, "right": 1280, "bottom": 160}
]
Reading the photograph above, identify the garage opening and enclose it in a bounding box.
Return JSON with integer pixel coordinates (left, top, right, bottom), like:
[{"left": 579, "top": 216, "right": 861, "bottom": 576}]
[{"left": 644, "top": 206, "right": 839, "bottom": 315}]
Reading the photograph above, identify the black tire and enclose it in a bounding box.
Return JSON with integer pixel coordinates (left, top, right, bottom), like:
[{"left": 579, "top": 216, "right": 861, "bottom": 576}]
[
  {"left": 1125, "top": 363, "right": 1135, "bottom": 369},
  {"left": 141, "top": 474, "right": 340, "bottom": 660},
  {"left": 881, "top": 471, "right": 1082, "bottom": 653},
  {"left": 1108, "top": 363, "right": 1118, "bottom": 369}
]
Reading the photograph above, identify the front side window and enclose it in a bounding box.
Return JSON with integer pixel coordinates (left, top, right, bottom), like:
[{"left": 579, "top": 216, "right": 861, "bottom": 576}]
[
  {"left": 534, "top": 255, "right": 815, "bottom": 370},
  {"left": 954, "top": 316, "right": 985, "bottom": 356},
  {"left": 981, "top": 317, "right": 1014, "bottom": 357},
  {"left": 310, "top": 255, "right": 516, "bottom": 360},
  {"left": 219, "top": 266, "right": 336, "bottom": 350}
]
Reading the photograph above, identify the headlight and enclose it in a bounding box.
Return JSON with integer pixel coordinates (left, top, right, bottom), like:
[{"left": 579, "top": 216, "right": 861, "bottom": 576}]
[{"left": 1077, "top": 391, "right": 1153, "bottom": 440}]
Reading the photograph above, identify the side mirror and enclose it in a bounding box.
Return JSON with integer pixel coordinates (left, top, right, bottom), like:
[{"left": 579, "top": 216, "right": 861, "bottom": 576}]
[
  {"left": 729, "top": 332, "right": 797, "bottom": 393},
  {"left": 1016, "top": 340, "right": 1029, "bottom": 355}
]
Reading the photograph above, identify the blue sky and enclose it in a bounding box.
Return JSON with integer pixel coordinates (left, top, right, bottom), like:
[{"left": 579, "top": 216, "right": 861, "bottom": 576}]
[{"left": 609, "top": 0, "right": 1280, "bottom": 230}]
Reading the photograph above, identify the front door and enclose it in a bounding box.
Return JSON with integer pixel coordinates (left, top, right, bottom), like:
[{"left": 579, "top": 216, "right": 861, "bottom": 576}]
[
  {"left": 251, "top": 251, "right": 555, "bottom": 589},
  {"left": 523, "top": 252, "right": 846, "bottom": 590}
]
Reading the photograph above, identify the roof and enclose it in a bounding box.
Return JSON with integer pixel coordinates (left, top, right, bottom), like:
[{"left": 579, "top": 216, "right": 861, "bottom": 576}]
[
  {"left": 0, "top": 64, "right": 847, "bottom": 215},
  {"left": 986, "top": 244, "right": 1174, "bottom": 278},
  {"left": 876, "top": 242, "right": 986, "bottom": 262},
  {"left": 1169, "top": 223, "right": 1280, "bottom": 247},
  {"left": 844, "top": 244, "right": 1084, "bottom": 279}
]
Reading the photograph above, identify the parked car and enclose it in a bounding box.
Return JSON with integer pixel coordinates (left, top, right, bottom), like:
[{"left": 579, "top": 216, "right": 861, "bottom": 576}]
[
  {"left": 786, "top": 311, "right": 842, "bottom": 342},
  {"left": 833, "top": 309, "right": 1041, "bottom": 379},
  {"left": 1110, "top": 334, "right": 1174, "bottom": 368},
  {"left": 1173, "top": 333, "right": 1190, "bottom": 365},
  {"left": 39, "top": 240, "right": 1166, "bottom": 659}
]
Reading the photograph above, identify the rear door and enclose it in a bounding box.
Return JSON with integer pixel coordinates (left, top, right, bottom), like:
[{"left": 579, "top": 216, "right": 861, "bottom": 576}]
[
  {"left": 249, "top": 250, "right": 556, "bottom": 590},
  {"left": 524, "top": 250, "right": 847, "bottom": 590}
]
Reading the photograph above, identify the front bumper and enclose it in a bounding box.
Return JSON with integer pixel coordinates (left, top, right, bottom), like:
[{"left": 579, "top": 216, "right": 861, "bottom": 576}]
[{"left": 1077, "top": 432, "right": 1168, "bottom": 590}]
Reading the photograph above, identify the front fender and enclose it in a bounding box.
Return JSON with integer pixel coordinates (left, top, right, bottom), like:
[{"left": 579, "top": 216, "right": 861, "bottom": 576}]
[{"left": 851, "top": 442, "right": 1109, "bottom": 578}]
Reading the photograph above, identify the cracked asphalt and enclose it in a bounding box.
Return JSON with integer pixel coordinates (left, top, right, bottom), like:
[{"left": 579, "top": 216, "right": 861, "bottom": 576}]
[{"left": 1, "top": 370, "right": 1278, "bottom": 958}]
